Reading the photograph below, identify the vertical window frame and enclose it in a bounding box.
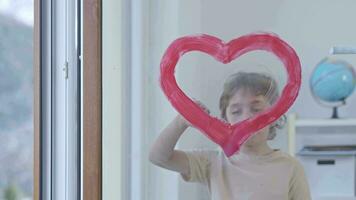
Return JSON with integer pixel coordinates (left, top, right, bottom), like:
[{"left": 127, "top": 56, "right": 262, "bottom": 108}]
[{"left": 34, "top": 0, "right": 81, "bottom": 199}]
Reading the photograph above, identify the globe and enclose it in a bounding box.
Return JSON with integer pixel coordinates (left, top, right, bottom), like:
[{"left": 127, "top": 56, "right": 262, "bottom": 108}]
[{"left": 310, "top": 57, "right": 356, "bottom": 118}]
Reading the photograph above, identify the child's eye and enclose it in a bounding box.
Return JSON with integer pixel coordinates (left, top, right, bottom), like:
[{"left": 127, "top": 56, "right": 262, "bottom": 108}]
[
  {"left": 251, "top": 108, "right": 263, "bottom": 113},
  {"left": 231, "top": 110, "right": 242, "bottom": 115}
]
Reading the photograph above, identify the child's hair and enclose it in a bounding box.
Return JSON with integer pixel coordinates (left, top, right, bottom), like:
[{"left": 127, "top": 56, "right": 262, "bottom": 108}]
[{"left": 219, "top": 72, "right": 284, "bottom": 139}]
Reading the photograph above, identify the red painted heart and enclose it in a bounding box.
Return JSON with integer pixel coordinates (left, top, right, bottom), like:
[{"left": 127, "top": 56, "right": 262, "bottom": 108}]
[{"left": 160, "top": 33, "right": 301, "bottom": 156}]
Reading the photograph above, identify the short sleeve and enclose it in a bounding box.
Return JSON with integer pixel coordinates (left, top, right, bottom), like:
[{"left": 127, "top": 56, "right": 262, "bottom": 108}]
[
  {"left": 289, "top": 159, "right": 312, "bottom": 200},
  {"left": 180, "top": 150, "right": 217, "bottom": 183}
]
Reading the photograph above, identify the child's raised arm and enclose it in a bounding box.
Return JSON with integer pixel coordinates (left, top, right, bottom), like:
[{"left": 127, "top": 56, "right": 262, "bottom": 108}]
[
  {"left": 149, "top": 101, "right": 209, "bottom": 178},
  {"left": 149, "top": 115, "right": 191, "bottom": 175}
]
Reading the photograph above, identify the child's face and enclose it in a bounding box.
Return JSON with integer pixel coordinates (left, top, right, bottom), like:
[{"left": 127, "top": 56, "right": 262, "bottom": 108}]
[{"left": 225, "top": 88, "right": 271, "bottom": 147}]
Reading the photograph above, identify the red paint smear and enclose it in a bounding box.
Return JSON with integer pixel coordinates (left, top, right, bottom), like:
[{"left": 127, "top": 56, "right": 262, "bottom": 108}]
[{"left": 159, "top": 33, "right": 301, "bottom": 157}]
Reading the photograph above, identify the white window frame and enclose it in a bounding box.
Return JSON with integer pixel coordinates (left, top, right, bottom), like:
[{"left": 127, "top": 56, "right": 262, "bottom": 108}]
[{"left": 40, "top": 0, "right": 81, "bottom": 199}]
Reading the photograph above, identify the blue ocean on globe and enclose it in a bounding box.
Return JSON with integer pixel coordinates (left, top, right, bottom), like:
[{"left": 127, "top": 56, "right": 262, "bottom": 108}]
[{"left": 310, "top": 59, "right": 356, "bottom": 103}]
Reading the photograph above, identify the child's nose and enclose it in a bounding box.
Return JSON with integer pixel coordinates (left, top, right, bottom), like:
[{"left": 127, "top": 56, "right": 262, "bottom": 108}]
[{"left": 242, "top": 111, "right": 254, "bottom": 120}]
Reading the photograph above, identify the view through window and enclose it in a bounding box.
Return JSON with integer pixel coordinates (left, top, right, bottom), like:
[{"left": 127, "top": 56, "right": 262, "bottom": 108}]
[{"left": 0, "top": 0, "right": 33, "bottom": 199}]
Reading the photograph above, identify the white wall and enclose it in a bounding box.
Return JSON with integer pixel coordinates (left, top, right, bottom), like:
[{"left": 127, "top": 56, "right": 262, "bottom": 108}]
[
  {"left": 103, "top": 0, "right": 123, "bottom": 199},
  {"left": 144, "top": 1, "right": 181, "bottom": 200},
  {"left": 197, "top": 0, "right": 356, "bottom": 118}
]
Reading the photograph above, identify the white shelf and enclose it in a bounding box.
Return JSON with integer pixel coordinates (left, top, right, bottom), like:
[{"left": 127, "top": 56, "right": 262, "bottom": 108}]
[
  {"left": 286, "top": 114, "right": 356, "bottom": 156},
  {"left": 295, "top": 118, "right": 356, "bottom": 127},
  {"left": 314, "top": 197, "right": 356, "bottom": 200}
]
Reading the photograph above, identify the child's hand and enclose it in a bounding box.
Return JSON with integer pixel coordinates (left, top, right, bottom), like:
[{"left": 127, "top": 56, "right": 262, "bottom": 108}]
[{"left": 176, "top": 100, "right": 210, "bottom": 128}]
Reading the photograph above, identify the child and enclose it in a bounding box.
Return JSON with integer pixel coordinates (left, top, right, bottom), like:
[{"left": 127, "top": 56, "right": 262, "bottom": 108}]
[{"left": 149, "top": 72, "right": 311, "bottom": 200}]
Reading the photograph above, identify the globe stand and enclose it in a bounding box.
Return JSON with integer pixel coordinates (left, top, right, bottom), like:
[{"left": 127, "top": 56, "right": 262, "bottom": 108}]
[
  {"left": 330, "top": 99, "right": 346, "bottom": 119},
  {"left": 331, "top": 107, "right": 339, "bottom": 119}
]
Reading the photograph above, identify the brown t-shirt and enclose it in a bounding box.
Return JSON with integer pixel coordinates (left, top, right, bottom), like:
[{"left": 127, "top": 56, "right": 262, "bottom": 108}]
[{"left": 181, "top": 149, "right": 311, "bottom": 200}]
